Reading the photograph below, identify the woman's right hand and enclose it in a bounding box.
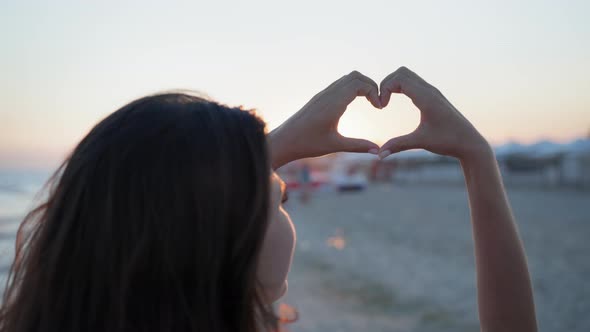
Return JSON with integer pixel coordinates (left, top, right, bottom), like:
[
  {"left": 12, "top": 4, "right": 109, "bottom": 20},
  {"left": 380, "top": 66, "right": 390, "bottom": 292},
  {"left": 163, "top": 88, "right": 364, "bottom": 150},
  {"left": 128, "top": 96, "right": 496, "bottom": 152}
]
[{"left": 378, "top": 67, "right": 491, "bottom": 161}]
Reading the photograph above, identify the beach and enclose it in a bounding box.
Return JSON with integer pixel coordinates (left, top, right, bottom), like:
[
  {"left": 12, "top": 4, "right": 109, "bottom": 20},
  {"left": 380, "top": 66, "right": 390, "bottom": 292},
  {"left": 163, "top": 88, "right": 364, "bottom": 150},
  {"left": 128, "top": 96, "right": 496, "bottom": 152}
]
[
  {"left": 279, "top": 184, "right": 590, "bottom": 332},
  {"left": 0, "top": 177, "right": 589, "bottom": 331}
]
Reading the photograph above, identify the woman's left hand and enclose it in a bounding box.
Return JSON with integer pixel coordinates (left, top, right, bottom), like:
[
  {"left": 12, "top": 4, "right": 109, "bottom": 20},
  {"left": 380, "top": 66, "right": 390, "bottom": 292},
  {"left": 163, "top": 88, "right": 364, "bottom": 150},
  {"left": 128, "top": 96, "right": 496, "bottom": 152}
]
[{"left": 268, "top": 71, "right": 382, "bottom": 169}]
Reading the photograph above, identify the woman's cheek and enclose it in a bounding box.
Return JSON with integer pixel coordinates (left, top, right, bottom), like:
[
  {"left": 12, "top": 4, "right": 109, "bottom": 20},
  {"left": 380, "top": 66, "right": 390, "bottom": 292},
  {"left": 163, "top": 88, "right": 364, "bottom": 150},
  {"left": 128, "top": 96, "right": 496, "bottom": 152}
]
[{"left": 257, "top": 209, "right": 296, "bottom": 303}]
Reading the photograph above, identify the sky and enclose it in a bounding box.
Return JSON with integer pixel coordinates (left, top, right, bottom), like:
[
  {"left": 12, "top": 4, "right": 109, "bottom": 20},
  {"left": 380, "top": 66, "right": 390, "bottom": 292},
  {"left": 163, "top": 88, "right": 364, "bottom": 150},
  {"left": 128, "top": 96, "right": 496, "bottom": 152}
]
[{"left": 1, "top": 0, "right": 589, "bottom": 170}]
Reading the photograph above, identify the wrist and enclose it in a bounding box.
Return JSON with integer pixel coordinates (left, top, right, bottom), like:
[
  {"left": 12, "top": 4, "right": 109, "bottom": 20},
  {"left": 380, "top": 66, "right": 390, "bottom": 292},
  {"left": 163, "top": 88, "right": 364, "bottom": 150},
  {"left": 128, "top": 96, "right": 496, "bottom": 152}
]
[
  {"left": 459, "top": 140, "right": 502, "bottom": 196},
  {"left": 267, "top": 127, "right": 291, "bottom": 170},
  {"left": 458, "top": 137, "right": 495, "bottom": 167}
]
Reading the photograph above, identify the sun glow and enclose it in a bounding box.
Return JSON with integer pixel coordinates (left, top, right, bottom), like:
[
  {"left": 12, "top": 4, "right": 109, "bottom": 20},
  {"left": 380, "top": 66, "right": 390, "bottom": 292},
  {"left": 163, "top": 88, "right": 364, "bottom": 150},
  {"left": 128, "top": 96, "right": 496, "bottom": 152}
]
[{"left": 337, "top": 97, "right": 421, "bottom": 146}]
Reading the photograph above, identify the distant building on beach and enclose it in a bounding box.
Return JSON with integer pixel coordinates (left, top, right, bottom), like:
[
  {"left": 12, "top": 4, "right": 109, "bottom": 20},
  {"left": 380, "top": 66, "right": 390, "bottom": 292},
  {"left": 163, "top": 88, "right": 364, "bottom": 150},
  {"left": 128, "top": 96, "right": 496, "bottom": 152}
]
[
  {"left": 496, "top": 139, "right": 590, "bottom": 189},
  {"left": 279, "top": 139, "right": 590, "bottom": 191},
  {"left": 373, "top": 139, "right": 590, "bottom": 190}
]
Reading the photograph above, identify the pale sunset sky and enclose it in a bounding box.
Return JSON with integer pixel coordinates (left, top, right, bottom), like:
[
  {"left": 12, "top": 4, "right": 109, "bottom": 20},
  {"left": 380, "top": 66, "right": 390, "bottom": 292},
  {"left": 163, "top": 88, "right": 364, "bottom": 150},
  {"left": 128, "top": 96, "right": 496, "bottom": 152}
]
[{"left": 1, "top": 0, "right": 589, "bottom": 170}]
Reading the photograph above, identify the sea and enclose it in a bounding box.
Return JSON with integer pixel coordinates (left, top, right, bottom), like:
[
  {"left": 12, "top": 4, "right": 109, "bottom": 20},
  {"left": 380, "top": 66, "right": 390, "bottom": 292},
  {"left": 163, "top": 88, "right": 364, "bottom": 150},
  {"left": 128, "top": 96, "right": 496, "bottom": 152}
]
[{"left": 0, "top": 170, "right": 53, "bottom": 288}]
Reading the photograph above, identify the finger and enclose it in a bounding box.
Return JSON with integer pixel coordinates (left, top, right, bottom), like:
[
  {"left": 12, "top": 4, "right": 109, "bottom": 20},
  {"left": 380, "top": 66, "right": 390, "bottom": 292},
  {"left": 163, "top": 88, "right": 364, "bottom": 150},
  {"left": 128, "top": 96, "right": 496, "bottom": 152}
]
[
  {"left": 378, "top": 132, "right": 421, "bottom": 159},
  {"left": 347, "top": 71, "right": 382, "bottom": 108},
  {"left": 360, "top": 80, "right": 382, "bottom": 109},
  {"left": 336, "top": 135, "right": 380, "bottom": 154},
  {"left": 358, "top": 81, "right": 382, "bottom": 109},
  {"left": 338, "top": 71, "right": 381, "bottom": 108},
  {"left": 342, "top": 78, "right": 381, "bottom": 109},
  {"left": 379, "top": 66, "right": 425, "bottom": 107}
]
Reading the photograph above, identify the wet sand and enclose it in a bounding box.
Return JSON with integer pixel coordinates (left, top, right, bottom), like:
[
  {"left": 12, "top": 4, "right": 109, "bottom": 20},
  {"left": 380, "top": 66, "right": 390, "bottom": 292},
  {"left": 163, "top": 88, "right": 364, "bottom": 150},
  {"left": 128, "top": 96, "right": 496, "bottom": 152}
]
[{"left": 280, "top": 184, "right": 590, "bottom": 332}]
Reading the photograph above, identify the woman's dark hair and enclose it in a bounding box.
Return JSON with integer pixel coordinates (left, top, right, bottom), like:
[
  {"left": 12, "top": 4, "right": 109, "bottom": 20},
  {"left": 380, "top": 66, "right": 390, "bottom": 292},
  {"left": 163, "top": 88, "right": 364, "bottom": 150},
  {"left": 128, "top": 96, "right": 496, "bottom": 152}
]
[{"left": 0, "top": 93, "right": 276, "bottom": 332}]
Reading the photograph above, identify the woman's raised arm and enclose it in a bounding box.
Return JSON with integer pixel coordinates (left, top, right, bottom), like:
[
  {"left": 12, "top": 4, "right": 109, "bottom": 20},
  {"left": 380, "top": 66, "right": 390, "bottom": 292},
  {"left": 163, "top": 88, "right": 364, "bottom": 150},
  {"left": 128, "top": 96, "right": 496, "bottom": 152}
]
[
  {"left": 379, "top": 67, "right": 538, "bottom": 332},
  {"left": 268, "top": 67, "right": 537, "bottom": 331}
]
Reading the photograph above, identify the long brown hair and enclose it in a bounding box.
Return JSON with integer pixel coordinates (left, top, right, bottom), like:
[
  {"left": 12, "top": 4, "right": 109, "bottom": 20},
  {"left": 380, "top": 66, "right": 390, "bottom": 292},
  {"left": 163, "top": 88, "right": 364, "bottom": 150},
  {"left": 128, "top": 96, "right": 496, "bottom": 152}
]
[{"left": 0, "top": 93, "right": 277, "bottom": 332}]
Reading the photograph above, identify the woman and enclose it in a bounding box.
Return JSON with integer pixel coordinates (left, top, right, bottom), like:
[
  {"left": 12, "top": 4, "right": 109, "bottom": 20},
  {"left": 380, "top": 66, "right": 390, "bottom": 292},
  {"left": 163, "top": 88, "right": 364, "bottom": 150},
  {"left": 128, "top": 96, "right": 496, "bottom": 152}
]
[{"left": 0, "top": 67, "right": 537, "bottom": 331}]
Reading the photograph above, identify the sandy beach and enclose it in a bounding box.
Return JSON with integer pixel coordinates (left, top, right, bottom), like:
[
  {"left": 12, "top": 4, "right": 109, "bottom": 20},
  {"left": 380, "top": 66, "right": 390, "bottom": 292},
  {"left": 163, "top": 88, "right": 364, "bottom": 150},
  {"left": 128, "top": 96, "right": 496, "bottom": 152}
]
[
  {"left": 0, "top": 183, "right": 588, "bottom": 331},
  {"left": 279, "top": 184, "right": 590, "bottom": 332}
]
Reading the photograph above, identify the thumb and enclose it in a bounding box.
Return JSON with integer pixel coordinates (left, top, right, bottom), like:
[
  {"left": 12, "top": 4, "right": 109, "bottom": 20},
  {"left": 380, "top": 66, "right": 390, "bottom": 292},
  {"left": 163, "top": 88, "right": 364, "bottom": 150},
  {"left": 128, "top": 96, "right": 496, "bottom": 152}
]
[
  {"left": 337, "top": 135, "right": 380, "bottom": 154},
  {"left": 379, "top": 132, "right": 421, "bottom": 159}
]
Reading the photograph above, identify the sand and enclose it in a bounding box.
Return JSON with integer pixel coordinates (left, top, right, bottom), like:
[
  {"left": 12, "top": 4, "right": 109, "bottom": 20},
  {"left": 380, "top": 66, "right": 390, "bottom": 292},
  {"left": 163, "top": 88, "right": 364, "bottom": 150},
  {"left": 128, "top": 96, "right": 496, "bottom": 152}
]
[
  {"left": 0, "top": 184, "right": 588, "bottom": 331},
  {"left": 280, "top": 184, "right": 590, "bottom": 332}
]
